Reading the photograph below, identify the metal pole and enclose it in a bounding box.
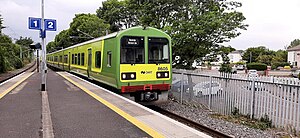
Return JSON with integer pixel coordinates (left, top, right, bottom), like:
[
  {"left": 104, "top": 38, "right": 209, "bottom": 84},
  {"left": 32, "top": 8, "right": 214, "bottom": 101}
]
[
  {"left": 209, "top": 75, "right": 212, "bottom": 109},
  {"left": 250, "top": 79, "right": 256, "bottom": 119},
  {"left": 37, "top": 49, "right": 39, "bottom": 72},
  {"left": 180, "top": 72, "right": 184, "bottom": 104},
  {"left": 41, "top": 0, "right": 47, "bottom": 91}
]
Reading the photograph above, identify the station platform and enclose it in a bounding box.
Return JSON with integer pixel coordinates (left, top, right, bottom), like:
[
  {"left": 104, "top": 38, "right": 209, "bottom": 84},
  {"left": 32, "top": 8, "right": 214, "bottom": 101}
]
[{"left": 0, "top": 69, "right": 211, "bottom": 138}]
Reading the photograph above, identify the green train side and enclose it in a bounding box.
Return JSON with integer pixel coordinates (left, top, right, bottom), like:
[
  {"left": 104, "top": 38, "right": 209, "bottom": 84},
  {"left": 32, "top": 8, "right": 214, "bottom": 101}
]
[{"left": 47, "top": 26, "right": 172, "bottom": 104}]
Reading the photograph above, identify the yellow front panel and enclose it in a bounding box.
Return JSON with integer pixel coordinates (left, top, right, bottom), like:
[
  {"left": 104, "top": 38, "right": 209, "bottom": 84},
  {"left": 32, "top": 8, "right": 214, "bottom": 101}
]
[{"left": 120, "top": 64, "right": 170, "bottom": 82}]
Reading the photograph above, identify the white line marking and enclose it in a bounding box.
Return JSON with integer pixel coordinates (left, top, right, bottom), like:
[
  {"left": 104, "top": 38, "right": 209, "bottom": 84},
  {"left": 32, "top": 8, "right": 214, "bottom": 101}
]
[
  {"left": 42, "top": 91, "right": 54, "bottom": 138},
  {"left": 0, "top": 72, "right": 25, "bottom": 86}
]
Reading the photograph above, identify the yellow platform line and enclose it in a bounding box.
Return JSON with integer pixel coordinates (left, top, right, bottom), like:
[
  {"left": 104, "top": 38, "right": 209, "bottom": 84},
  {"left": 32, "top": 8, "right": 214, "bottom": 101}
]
[
  {"left": 0, "top": 72, "right": 34, "bottom": 99},
  {"left": 57, "top": 72, "right": 164, "bottom": 138}
]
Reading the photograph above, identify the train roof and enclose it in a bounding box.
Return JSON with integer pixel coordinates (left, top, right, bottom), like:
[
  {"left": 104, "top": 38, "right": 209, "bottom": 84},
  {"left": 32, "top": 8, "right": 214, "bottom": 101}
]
[
  {"left": 47, "top": 26, "right": 169, "bottom": 55},
  {"left": 48, "top": 31, "right": 118, "bottom": 54}
]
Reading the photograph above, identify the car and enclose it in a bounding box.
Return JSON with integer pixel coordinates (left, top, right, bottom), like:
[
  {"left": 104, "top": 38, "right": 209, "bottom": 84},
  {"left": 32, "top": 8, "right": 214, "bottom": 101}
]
[
  {"left": 248, "top": 69, "right": 258, "bottom": 77},
  {"left": 171, "top": 79, "right": 195, "bottom": 93},
  {"left": 236, "top": 65, "right": 244, "bottom": 70},
  {"left": 292, "top": 70, "right": 300, "bottom": 78},
  {"left": 193, "top": 81, "right": 223, "bottom": 96},
  {"left": 231, "top": 66, "right": 237, "bottom": 74}
]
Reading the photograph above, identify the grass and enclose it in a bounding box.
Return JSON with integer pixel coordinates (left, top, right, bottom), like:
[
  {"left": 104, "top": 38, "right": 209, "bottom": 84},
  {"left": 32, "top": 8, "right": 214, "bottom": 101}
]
[{"left": 210, "top": 107, "right": 272, "bottom": 131}]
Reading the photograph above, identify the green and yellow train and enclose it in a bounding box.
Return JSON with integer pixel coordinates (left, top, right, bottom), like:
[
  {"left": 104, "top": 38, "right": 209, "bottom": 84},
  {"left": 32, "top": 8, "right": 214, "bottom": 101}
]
[{"left": 47, "top": 26, "right": 172, "bottom": 104}]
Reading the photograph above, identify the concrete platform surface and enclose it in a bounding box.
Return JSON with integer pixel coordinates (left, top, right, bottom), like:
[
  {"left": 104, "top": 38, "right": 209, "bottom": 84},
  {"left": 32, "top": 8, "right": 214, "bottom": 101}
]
[
  {"left": 0, "top": 69, "right": 211, "bottom": 138},
  {"left": 47, "top": 70, "right": 149, "bottom": 138},
  {"left": 0, "top": 72, "right": 40, "bottom": 138},
  {"left": 58, "top": 71, "right": 211, "bottom": 138}
]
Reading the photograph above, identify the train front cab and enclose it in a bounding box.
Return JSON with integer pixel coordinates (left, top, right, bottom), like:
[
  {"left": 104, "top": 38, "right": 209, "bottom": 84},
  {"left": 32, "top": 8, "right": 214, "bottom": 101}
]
[{"left": 117, "top": 28, "right": 172, "bottom": 104}]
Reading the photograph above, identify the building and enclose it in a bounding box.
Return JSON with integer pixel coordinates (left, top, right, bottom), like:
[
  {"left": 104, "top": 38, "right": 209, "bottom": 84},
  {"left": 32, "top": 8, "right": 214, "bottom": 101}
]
[
  {"left": 228, "top": 50, "right": 244, "bottom": 63},
  {"left": 287, "top": 45, "right": 300, "bottom": 68}
]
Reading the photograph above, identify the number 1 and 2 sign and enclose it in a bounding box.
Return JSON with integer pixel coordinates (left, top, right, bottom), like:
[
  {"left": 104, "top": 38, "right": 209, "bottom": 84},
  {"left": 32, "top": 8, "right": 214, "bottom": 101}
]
[{"left": 28, "top": 17, "right": 56, "bottom": 31}]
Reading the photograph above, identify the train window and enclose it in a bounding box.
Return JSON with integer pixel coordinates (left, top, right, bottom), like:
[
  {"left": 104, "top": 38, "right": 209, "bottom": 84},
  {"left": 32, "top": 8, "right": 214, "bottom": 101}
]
[
  {"left": 59, "top": 55, "right": 62, "bottom": 62},
  {"left": 107, "top": 51, "right": 112, "bottom": 67},
  {"left": 81, "top": 53, "right": 84, "bottom": 66},
  {"left": 54, "top": 56, "right": 58, "bottom": 62},
  {"left": 64, "top": 55, "right": 68, "bottom": 63},
  {"left": 72, "top": 54, "right": 74, "bottom": 64},
  {"left": 95, "top": 51, "right": 101, "bottom": 68},
  {"left": 120, "top": 36, "right": 144, "bottom": 64},
  {"left": 74, "top": 54, "right": 77, "bottom": 65},
  {"left": 77, "top": 53, "right": 80, "bottom": 65},
  {"left": 148, "top": 37, "right": 170, "bottom": 64}
]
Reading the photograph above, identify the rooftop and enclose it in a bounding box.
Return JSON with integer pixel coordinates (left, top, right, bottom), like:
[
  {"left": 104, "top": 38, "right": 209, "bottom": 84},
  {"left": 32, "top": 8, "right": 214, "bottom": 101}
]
[{"left": 287, "top": 45, "right": 300, "bottom": 51}]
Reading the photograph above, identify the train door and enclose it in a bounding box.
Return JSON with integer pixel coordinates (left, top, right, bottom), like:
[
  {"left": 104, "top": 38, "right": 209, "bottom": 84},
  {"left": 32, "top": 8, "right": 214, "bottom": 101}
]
[
  {"left": 87, "top": 49, "right": 92, "bottom": 77},
  {"left": 68, "top": 52, "right": 71, "bottom": 71},
  {"left": 62, "top": 52, "right": 64, "bottom": 70}
]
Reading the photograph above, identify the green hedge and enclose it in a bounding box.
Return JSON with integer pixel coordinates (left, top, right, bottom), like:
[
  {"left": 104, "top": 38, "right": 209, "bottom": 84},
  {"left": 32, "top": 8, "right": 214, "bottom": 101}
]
[
  {"left": 246, "top": 62, "right": 267, "bottom": 71},
  {"left": 0, "top": 44, "right": 24, "bottom": 73},
  {"left": 271, "top": 62, "right": 290, "bottom": 70},
  {"left": 219, "top": 63, "right": 232, "bottom": 73}
]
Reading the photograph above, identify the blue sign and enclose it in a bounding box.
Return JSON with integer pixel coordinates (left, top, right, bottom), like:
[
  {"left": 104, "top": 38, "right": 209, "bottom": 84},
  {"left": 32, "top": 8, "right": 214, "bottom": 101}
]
[
  {"left": 28, "top": 17, "right": 41, "bottom": 30},
  {"left": 45, "top": 19, "right": 57, "bottom": 31},
  {"left": 40, "top": 30, "right": 46, "bottom": 38}
]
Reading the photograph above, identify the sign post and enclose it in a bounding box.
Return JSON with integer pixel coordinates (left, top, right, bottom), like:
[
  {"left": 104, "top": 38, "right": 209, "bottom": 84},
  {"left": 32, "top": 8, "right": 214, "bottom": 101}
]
[
  {"left": 41, "top": 0, "right": 46, "bottom": 91},
  {"left": 28, "top": 0, "right": 56, "bottom": 91}
]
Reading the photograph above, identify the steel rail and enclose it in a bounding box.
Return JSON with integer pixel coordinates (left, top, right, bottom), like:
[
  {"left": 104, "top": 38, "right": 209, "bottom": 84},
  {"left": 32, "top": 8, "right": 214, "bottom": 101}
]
[{"left": 148, "top": 105, "right": 233, "bottom": 138}]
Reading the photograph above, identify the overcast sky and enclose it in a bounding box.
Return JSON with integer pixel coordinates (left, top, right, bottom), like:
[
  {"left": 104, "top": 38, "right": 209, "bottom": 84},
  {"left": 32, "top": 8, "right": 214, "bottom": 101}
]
[{"left": 1, "top": 0, "right": 300, "bottom": 51}]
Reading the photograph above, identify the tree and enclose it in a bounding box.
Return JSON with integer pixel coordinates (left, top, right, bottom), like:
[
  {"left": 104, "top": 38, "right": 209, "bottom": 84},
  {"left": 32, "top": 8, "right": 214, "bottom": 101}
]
[
  {"left": 15, "top": 36, "right": 34, "bottom": 47},
  {"left": 0, "top": 34, "right": 23, "bottom": 72},
  {"left": 219, "top": 46, "right": 236, "bottom": 54},
  {"left": 135, "top": 0, "right": 188, "bottom": 29},
  {"left": 46, "top": 41, "right": 56, "bottom": 53},
  {"left": 0, "top": 14, "right": 5, "bottom": 34},
  {"left": 69, "top": 13, "right": 110, "bottom": 44},
  {"left": 169, "top": 0, "right": 247, "bottom": 69},
  {"left": 15, "top": 36, "right": 34, "bottom": 62},
  {"left": 95, "top": 0, "right": 247, "bottom": 69},
  {"left": 256, "top": 54, "right": 273, "bottom": 65},
  {"left": 96, "top": 0, "right": 132, "bottom": 32},
  {"left": 242, "top": 46, "right": 270, "bottom": 63},
  {"left": 53, "top": 30, "right": 72, "bottom": 49},
  {"left": 47, "top": 13, "right": 110, "bottom": 51},
  {"left": 272, "top": 50, "right": 287, "bottom": 63},
  {"left": 0, "top": 34, "right": 12, "bottom": 43},
  {"left": 287, "top": 39, "right": 300, "bottom": 49}
]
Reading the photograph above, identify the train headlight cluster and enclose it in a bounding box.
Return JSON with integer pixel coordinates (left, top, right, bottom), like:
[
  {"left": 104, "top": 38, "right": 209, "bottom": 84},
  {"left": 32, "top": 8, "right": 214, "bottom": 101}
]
[
  {"left": 121, "top": 72, "right": 136, "bottom": 80},
  {"left": 156, "top": 71, "right": 169, "bottom": 78}
]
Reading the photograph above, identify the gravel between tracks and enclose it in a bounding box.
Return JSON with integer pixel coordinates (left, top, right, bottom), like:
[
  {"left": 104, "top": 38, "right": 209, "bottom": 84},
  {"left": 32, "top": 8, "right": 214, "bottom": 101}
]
[{"left": 157, "top": 100, "right": 279, "bottom": 138}]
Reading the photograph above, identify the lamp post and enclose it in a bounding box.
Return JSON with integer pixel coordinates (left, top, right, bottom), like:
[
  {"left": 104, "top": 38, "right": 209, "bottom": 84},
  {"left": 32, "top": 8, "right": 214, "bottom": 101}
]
[{"left": 41, "top": 0, "right": 47, "bottom": 91}]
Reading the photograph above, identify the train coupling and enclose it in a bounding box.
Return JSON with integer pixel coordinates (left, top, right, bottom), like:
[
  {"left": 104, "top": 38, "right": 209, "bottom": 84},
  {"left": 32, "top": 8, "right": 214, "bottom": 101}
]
[{"left": 140, "top": 92, "right": 158, "bottom": 101}]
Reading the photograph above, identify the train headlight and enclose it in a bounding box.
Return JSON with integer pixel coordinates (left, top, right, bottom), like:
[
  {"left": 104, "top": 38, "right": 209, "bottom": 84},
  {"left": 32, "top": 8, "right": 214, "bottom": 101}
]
[
  {"left": 122, "top": 74, "right": 126, "bottom": 79},
  {"left": 130, "top": 74, "right": 135, "bottom": 79},
  {"left": 121, "top": 72, "right": 136, "bottom": 80},
  {"left": 157, "top": 73, "right": 161, "bottom": 77},
  {"left": 157, "top": 71, "right": 169, "bottom": 78}
]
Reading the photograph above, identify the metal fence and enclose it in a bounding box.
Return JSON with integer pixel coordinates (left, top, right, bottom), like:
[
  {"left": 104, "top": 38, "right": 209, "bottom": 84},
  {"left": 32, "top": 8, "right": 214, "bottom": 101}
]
[{"left": 172, "top": 71, "right": 300, "bottom": 132}]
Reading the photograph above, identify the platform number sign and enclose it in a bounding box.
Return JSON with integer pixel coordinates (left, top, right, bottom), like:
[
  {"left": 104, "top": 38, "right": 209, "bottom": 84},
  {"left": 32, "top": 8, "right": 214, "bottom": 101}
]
[
  {"left": 29, "top": 17, "right": 57, "bottom": 31},
  {"left": 28, "top": 17, "right": 41, "bottom": 30},
  {"left": 44, "top": 19, "right": 57, "bottom": 31}
]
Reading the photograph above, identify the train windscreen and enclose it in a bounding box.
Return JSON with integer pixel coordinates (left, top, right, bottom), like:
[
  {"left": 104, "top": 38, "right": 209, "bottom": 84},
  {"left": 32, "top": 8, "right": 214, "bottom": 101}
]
[
  {"left": 148, "top": 37, "right": 169, "bottom": 64},
  {"left": 120, "top": 36, "right": 145, "bottom": 64}
]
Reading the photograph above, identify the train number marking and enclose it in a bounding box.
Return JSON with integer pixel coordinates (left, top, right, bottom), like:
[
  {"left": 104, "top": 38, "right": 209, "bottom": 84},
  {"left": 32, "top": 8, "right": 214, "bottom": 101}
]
[{"left": 158, "top": 67, "right": 168, "bottom": 71}]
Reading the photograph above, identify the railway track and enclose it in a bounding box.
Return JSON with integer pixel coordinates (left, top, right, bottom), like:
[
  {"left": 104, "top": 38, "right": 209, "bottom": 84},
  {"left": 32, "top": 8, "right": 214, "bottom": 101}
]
[
  {"left": 148, "top": 105, "right": 233, "bottom": 138},
  {"left": 0, "top": 61, "right": 36, "bottom": 84}
]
